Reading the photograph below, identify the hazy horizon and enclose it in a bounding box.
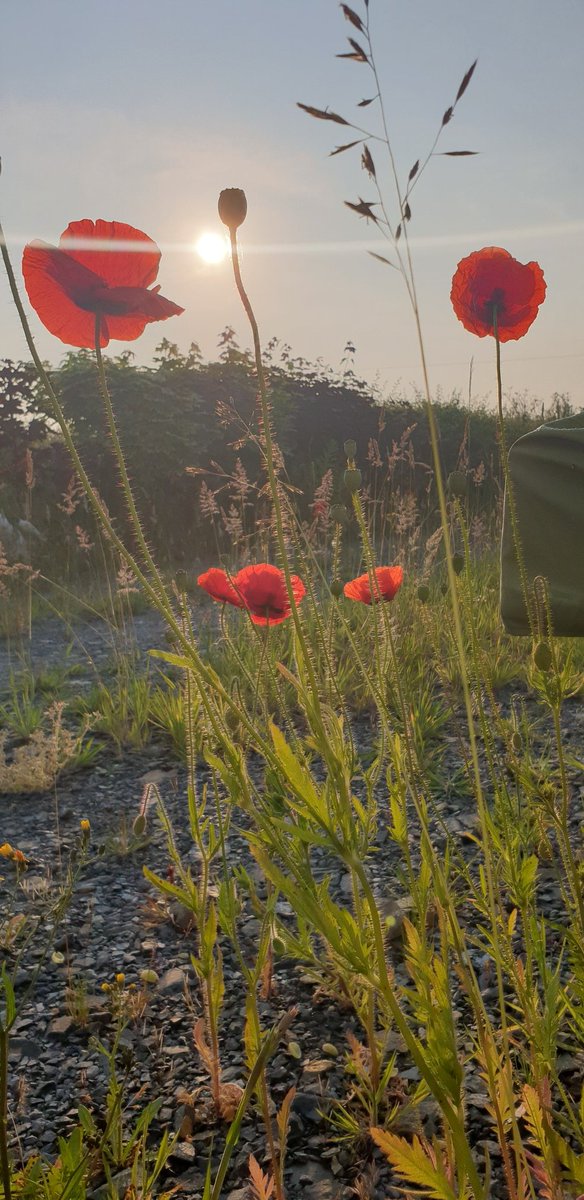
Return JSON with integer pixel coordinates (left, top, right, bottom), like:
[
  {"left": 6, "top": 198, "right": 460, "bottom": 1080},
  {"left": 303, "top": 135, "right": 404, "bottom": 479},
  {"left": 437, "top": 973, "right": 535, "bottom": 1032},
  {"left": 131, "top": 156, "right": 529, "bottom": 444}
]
[{"left": 2, "top": 0, "right": 583, "bottom": 409}]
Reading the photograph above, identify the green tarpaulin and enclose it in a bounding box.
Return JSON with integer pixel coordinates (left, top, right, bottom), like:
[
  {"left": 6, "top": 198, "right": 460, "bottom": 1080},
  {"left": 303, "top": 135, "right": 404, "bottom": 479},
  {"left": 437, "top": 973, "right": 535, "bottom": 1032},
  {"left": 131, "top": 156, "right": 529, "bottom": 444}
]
[{"left": 501, "top": 414, "right": 584, "bottom": 636}]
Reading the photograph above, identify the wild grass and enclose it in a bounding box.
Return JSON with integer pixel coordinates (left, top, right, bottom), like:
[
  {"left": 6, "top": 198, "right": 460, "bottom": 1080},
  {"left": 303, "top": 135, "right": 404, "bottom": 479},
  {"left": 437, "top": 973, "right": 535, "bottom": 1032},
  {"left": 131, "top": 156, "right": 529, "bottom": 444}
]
[{"left": 1, "top": 2, "right": 583, "bottom": 1197}]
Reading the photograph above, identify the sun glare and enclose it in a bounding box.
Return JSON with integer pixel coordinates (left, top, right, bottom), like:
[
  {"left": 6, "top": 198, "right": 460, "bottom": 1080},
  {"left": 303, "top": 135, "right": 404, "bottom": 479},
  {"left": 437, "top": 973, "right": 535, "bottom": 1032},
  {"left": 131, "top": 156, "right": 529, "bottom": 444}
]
[{"left": 195, "top": 231, "right": 228, "bottom": 265}]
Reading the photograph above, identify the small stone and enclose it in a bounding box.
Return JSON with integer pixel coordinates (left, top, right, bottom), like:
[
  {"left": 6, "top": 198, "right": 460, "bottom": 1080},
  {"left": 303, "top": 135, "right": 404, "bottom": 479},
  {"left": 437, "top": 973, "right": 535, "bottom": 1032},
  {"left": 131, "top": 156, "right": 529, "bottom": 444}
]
[
  {"left": 48, "top": 1015, "right": 74, "bottom": 1038},
  {"left": 291, "top": 1092, "right": 326, "bottom": 1125},
  {"left": 302, "top": 1059, "right": 334, "bottom": 1075},
  {"left": 157, "top": 967, "right": 186, "bottom": 994},
  {"left": 322, "top": 1043, "right": 338, "bottom": 1058}
]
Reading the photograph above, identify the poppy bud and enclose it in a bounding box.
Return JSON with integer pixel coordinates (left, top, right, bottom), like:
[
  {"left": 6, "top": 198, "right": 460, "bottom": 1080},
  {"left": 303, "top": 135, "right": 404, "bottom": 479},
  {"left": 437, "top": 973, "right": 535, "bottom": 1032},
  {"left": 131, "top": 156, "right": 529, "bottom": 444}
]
[
  {"left": 533, "top": 641, "right": 553, "bottom": 672},
  {"left": 447, "top": 470, "right": 467, "bottom": 499},
  {"left": 344, "top": 439, "right": 357, "bottom": 459},
  {"left": 175, "top": 569, "right": 187, "bottom": 593},
  {"left": 133, "top": 814, "right": 147, "bottom": 837},
  {"left": 344, "top": 468, "right": 362, "bottom": 493},
  {"left": 218, "top": 188, "right": 248, "bottom": 230},
  {"left": 511, "top": 731, "right": 522, "bottom": 752},
  {"left": 272, "top": 935, "right": 286, "bottom": 956},
  {"left": 330, "top": 579, "right": 344, "bottom": 598},
  {"left": 417, "top": 584, "right": 430, "bottom": 603},
  {"left": 330, "top": 504, "right": 347, "bottom": 525},
  {"left": 452, "top": 553, "right": 464, "bottom": 575},
  {"left": 440, "top": 582, "right": 448, "bottom": 596}
]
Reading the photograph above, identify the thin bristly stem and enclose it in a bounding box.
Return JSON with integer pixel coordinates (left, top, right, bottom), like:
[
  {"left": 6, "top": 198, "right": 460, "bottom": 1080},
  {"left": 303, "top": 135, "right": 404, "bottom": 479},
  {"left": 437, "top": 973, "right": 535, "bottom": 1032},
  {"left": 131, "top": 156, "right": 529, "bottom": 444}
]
[
  {"left": 94, "top": 315, "right": 169, "bottom": 607},
  {"left": 227, "top": 228, "right": 320, "bottom": 704},
  {"left": 493, "top": 310, "right": 535, "bottom": 637}
]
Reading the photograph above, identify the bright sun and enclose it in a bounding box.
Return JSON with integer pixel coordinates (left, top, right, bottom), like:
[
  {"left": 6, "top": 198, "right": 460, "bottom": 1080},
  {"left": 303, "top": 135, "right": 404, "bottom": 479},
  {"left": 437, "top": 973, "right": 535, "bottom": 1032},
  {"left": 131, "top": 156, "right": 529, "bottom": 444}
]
[{"left": 195, "top": 232, "right": 228, "bottom": 265}]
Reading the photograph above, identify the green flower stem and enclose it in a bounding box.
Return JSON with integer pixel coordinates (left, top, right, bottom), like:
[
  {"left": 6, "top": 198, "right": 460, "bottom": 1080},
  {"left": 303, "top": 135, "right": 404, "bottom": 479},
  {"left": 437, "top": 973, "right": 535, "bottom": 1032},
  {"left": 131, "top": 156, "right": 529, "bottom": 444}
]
[
  {"left": 551, "top": 701, "right": 584, "bottom": 937},
  {"left": 93, "top": 315, "right": 169, "bottom": 607},
  {"left": 354, "top": 864, "right": 485, "bottom": 1200},
  {"left": 0, "top": 1028, "right": 11, "bottom": 1200},
  {"left": 0, "top": 217, "right": 295, "bottom": 776},
  {"left": 227, "top": 228, "right": 320, "bottom": 706},
  {"left": 493, "top": 312, "right": 535, "bottom": 636}
]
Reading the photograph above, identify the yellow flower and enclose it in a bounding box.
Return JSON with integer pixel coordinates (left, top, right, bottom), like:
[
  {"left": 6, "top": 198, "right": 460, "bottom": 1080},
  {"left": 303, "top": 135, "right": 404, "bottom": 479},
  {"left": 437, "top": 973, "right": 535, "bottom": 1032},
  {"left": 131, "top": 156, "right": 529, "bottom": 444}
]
[
  {"left": 0, "top": 843, "right": 27, "bottom": 865},
  {"left": 80, "top": 819, "right": 90, "bottom": 832},
  {"left": 115, "top": 973, "right": 125, "bottom": 985}
]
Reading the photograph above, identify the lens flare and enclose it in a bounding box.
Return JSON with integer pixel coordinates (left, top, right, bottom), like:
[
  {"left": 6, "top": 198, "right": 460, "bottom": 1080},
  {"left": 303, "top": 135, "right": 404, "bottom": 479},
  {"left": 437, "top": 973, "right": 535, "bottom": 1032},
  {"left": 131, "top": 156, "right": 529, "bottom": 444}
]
[{"left": 195, "top": 232, "right": 228, "bottom": 264}]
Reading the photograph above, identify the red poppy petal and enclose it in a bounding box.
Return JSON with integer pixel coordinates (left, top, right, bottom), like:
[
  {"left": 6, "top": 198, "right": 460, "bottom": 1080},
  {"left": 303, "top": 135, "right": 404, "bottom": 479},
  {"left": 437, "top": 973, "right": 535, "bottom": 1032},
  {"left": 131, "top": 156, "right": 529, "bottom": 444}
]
[
  {"left": 22, "top": 242, "right": 109, "bottom": 347},
  {"left": 343, "top": 566, "right": 403, "bottom": 604},
  {"left": 248, "top": 611, "right": 290, "bottom": 626},
  {"left": 375, "top": 566, "right": 404, "bottom": 600},
  {"left": 344, "top": 574, "right": 371, "bottom": 604},
  {"left": 451, "top": 247, "right": 546, "bottom": 341},
  {"left": 232, "top": 564, "right": 305, "bottom": 620},
  {"left": 101, "top": 290, "right": 184, "bottom": 342},
  {"left": 289, "top": 575, "right": 307, "bottom": 605},
  {"left": 234, "top": 564, "right": 287, "bottom": 614},
  {"left": 197, "top": 568, "right": 243, "bottom": 606},
  {"left": 60, "top": 219, "right": 161, "bottom": 289}
]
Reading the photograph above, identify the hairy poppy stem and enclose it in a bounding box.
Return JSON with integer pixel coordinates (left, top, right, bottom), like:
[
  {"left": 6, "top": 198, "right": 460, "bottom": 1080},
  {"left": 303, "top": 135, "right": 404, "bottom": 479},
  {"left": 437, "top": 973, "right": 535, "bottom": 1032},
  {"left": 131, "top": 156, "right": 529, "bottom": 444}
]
[
  {"left": 227, "top": 228, "right": 320, "bottom": 703},
  {"left": 0, "top": 1029, "right": 11, "bottom": 1200},
  {"left": 93, "top": 315, "right": 169, "bottom": 607},
  {"left": 0, "top": 219, "right": 293, "bottom": 774},
  {"left": 493, "top": 311, "right": 535, "bottom": 638}
]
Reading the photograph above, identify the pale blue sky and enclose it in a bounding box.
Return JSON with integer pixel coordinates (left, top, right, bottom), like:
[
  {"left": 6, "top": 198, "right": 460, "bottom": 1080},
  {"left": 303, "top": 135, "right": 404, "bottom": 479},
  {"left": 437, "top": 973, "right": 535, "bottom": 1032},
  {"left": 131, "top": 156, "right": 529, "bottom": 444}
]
[{"left": 2, "top": 0, "right": 583, "bottom": 407}]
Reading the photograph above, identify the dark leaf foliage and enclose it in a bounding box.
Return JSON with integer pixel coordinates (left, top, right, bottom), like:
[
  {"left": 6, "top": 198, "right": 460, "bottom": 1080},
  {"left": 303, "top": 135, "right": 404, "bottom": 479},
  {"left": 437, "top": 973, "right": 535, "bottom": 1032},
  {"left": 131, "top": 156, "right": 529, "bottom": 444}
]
[
  {"left": 440, "top": 150, "right": 478, "bottom": 156},
  {"left": 456, "top": 59, "right": 478, "bottom": 103},
  {"left": 395, "top": 222, "right": 402, "bottom": 241},
  {"left": 442, "top": 106, "right": 454, "bottom": 126},
  {"left": 403, "top": 202, "right": 411, "bottom": 222},
  {"left": 358, "top": 96, "right": 376, "bottom": 107},
  {"left": 330, "top": 139, "right": 363, "bottom": 156},
  {"left": 337, "top": 37, "right": 369, "bottom": 62},
  {"left": 361, "top": 145, "right": 376, "bottom": 178},
  {"left": 0, "top": 349, "right": 555, "bottom": 571},
  {"left": 341, "top": 4, "right": 364, "bottom": 32},
  {"left": 408, "top": 160, "right": 419, "bottom": 183},
  {"left": 344, "top": 198, "right": 379, "bottom": 221},
  {"left": 297, "top": 103, "right": 349, "bottom": 126}
]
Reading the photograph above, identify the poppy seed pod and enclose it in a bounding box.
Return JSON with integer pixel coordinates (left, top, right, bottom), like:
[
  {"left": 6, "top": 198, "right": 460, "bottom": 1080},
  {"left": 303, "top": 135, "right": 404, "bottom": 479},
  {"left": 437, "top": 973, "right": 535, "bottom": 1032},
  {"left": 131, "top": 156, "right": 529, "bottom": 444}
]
[
  {"left": 218, "top": 188, "right": 248, "bottom": 230},
  {"left": 330, "top": 504, "right": 348, "bottom": 525},
  {"left": 174, "top": 569, "right": 187, "bottom": 593},
  {"left": 447, "top": 470, "right": 467, "bottom": 499},
  {"left": 452, "top": 553, "right": 464, "bottom": 575},
  {"left": 533, "top": 641, "right": 553, "bottom": 672},
  {"left": 330, "top": 579, "right": 344, "bottom": 598},
  {"left": 344, "top": 439, "right": 357, "bottom": 459},
  {"left": 344, "top": 468, "right": 362, "bottom": 493},
  {"left": 417, "top": 584, "right": 430, "bottom": 603}
]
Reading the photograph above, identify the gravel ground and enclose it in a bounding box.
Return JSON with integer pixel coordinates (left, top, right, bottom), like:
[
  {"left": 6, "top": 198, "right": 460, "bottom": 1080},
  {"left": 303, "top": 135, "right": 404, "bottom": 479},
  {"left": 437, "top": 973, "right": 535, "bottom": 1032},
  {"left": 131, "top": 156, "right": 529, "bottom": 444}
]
[{"left": 1, "top": 612, "right": 584, "bottom": 1199}]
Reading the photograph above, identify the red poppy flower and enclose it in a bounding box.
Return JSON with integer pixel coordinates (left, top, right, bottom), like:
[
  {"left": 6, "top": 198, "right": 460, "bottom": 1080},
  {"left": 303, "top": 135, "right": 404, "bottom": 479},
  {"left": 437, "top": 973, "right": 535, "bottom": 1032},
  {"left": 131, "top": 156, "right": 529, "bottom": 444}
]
[
  {"left": 22, "top": 219, "right": 184, "bottom": 348},
  {"left": 343, "top": 566, "right": 403, "bottom": 605},
  {"left": 198, "top": 563, "right": 306, "bottom": 625},
  {"left": 451, "top": 247, "right": 546, "bottom": 342}
]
